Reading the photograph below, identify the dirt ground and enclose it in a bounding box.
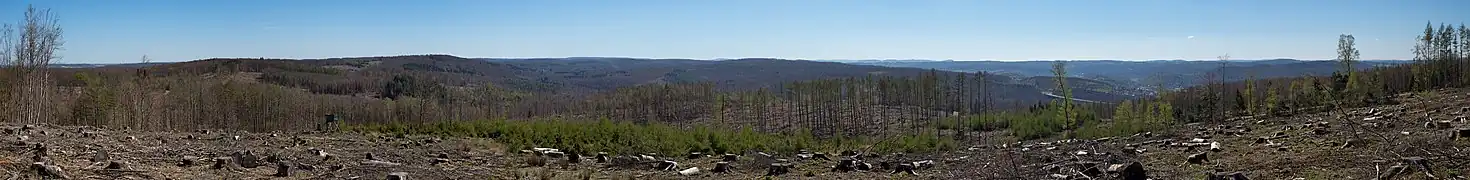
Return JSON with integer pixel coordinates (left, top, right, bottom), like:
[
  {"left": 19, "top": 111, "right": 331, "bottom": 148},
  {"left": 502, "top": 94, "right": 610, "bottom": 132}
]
[{"left": 1, "top": 88, "right": 1468, "bottom": 179}]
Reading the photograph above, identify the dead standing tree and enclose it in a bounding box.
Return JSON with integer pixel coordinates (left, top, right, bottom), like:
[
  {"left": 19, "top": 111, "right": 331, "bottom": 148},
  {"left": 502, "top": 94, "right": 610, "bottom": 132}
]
[{"left": 1, "top": 5, "right": 64, "bottom": 124}]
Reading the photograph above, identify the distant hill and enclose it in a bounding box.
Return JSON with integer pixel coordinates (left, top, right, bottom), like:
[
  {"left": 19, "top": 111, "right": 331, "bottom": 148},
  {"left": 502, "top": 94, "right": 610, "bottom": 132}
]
[
  {"left": 839, "top": 59, "right": 1411, "bottom": 90},
  {"left": 47, "top": 56, "right": 1143, "bottom": 108},
  {"left": 482, "top": 57, "right": 1018, "bottom": 91}
]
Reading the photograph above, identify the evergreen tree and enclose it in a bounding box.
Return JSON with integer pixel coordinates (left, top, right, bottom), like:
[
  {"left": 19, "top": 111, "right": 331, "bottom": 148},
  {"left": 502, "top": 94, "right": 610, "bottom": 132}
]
[
  {"left": 1113, "top": 100, "right": 1136, "bottom": 133},
  {"left": 1242, "top": 72, "right": 1256, "bottom": 114},
  {"left": 1263, "top": 83, "right": 1280, "bottom": 115}
]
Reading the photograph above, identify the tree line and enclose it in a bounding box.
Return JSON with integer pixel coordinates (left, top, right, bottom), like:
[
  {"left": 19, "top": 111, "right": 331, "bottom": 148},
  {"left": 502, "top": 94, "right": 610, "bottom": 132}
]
[{"left": 4, "top": 5, "right": 1468, "bottom": 149}]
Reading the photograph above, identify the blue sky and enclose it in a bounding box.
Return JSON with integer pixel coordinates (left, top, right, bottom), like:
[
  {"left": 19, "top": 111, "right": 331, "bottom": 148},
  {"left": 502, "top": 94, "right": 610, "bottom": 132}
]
[{"left": 2, "top": 0, "right": 1467, "bottom": 63}]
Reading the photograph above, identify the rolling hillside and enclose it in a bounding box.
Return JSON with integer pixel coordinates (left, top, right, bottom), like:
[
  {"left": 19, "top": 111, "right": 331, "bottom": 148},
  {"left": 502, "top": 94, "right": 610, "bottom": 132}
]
[{"left": 839, "top": 59, "right": 1410, "bottom": 89}]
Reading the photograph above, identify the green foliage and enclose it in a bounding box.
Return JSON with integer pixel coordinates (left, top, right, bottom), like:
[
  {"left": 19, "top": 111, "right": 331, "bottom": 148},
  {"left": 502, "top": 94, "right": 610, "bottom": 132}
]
[
  {"left": 1050, "top": 61, "right": 1077, "bottom": 132},
  {"left": 345, "top": 117, "right": 955, "bottom": 155},
  {"left": 70, "top": 72, "right": 117, "bottom": 125},
  {"left": 381, "top": 74, "right": 447, "bottom": 100},
  {"left": 1262, "top": 85, "right": 1280, "bottom": 115},
  {"left": 1079, "top": 99, "right": 1174, "bottom": 139},
  {"left": 989, "top": 103, "right": 1104, "bottom": 140}
]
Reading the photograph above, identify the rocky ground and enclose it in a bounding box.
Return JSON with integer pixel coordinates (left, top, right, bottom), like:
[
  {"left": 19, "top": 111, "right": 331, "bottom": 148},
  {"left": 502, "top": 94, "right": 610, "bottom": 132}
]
[{"left": 1, "top": 88, "right": 1468, "bottom": 179}]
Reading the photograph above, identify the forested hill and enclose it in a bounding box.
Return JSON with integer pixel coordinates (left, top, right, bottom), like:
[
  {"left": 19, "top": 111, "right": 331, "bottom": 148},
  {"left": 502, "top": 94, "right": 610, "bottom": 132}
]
[
  {"left": 76, "top": 55, "right": 1133, "bottom": 106},
  {"left": 836, "top": 59, "right": 1410, "bottom": 89}
]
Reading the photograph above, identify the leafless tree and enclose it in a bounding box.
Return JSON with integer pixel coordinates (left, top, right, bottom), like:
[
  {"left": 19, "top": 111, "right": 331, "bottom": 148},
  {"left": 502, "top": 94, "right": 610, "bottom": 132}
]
[{"left": 2, "top": 5, "right": 64, "bottom": 124}]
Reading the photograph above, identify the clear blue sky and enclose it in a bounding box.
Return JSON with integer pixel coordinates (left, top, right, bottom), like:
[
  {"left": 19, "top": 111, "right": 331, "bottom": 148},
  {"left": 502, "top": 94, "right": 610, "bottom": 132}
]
[{"left": 2, "top": 0, "right": 1467, "bottom": 63}]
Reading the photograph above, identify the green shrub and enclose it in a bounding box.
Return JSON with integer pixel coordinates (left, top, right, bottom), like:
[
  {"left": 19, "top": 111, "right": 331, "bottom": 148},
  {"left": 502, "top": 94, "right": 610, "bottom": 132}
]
[{"left": 345, "top": 117, "right": 956, "bottom": 155}]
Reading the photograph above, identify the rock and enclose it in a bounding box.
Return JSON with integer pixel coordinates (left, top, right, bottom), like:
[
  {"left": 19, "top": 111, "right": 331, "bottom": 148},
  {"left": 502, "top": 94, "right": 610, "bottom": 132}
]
[
  {"left": 1457, "top": 128, "right": 1470, "bottom": 139},
  {"left": 1187, "top": 152, "right": 1208, "bottom": 164},
  {"left": 677, "top": 167, "right": 701, "bottom": 175},
  {"left": 430, "top": 158, "right": 449, "bottom": 165},
  {"left": 595, "top": 152, "right": 609, "bottom": 163},
  {"left": 721, "top": 154, "right": 738, "bottom": 162},
  {"left": 713, "top": 162, "right": 732, "bottom": 173},
  {"left": 856, "top": 162, "right": 872, "bottom": 171},
  {"left": 656, "top": 160, "right": 679, "bottom": 171},
  {"left": 105, "top": 161, "right": 129, "bottom": 170},
  {"left": 686, "top": 152, "right": 703, "bottom": 159},
  {"left": 273, "top": 162, "right": 291, "bottom": 177},
  {"left": 365, "top": 152, "right": 377, "bottom": 160},
  {"left": 1209, "top": 142, "right": 1222, "bottom": 152},
  {"left": 387, "top": 172, "right": 409, "bottom": 180},
  {"left": 1254, "top": 137, "right": 1269, "bottom": 144},
  {"left": 567, "top": 152, "right": 581, "bottom": 164},
  {"left": 766, "top": 163, "right": 790, "bottom": 176},
  {"left": 180, "top": 156, "right": 199, "bottom": 167},
  {"left": 212, "top": 157, "right": 236, "bottom": 169},
  {"left": 32, "top": 162, "right": 68, "bottom": 179},
  {"left": 436, "top": 153, "right": 450, "bottom": 159}
]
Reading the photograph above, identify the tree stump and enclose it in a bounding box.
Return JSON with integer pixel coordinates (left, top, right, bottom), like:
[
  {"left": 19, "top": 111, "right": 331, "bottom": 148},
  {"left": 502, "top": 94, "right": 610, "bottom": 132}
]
[
  {"left": 273, "top": 161, "right": 291, "bottom": 177},
  {"left": 105, "top": 161, "right": 128, "bottom": 170},
  {"left": 713, "top": 162, "right": 732, "bottom": 173},
  {"left": 180, "top": 156, "right": 198, "bottom": 167},
  {"left": 567, "top": 153, "right": 582, "bottom": 164},
  {"left": 765, "top": 163, "right": 790, "bottom": 176},
  {"left": 32, "top": 162, "right": 68, "bottom": 179},
  {"left": 387, "top": 172, "right": 409, "bottom": 180},
  {"left": 835, "top": 159, "right": 857, "bottom": 172},
  {"left": 213, "top": 157, "right": 236, "bottom": 169},
  {"left": 721, "top": 154, "right": 738, "bottom": 162}
]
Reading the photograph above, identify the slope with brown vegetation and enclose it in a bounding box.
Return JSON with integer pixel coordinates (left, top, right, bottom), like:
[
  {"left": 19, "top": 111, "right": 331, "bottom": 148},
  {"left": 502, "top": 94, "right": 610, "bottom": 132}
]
[{"left": 0, "top": 88, "right": 1463, "bottom": 179}]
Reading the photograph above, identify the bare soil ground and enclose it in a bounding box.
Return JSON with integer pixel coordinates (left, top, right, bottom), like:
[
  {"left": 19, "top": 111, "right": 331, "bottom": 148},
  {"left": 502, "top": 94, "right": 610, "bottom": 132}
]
[{"left": 1, "top": 88, "right": 1468, "bottom": 179}]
